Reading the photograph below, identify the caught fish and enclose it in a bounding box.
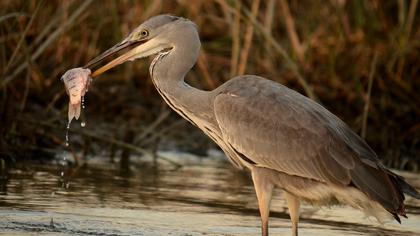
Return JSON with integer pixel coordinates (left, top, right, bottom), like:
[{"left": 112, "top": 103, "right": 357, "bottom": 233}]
[{"left": 61, "top": 68, "right": 91, "bottom": 123}]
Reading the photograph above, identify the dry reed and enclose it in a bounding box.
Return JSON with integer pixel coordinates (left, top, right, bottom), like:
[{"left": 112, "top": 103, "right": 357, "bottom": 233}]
[{"left": 0, "top": 0, "right": 418, "bottom": 170}]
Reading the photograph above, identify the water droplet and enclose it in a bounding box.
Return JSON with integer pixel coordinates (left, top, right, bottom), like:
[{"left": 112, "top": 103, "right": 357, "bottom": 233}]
[
  {"left": 81, "top": 121, "right": 86, "bottom": 127},
  {"left": 65, "top": 121, "right": 71, "bottom": 146},
  {"left": 60, "top": 171, "right": 64, "bottom": 177},
  {"left": 81, "top": 96, "right": 85, "bottom": 109}
]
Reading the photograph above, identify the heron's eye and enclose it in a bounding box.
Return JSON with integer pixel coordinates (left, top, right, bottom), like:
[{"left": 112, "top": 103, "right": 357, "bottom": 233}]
[{"left": 139, "top": 29, "right": 149, "bottom": 38}]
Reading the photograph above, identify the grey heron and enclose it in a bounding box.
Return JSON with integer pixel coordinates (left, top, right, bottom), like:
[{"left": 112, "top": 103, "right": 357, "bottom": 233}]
[{"left": 84, "top": 15, "right": 420, "bottom": 236}]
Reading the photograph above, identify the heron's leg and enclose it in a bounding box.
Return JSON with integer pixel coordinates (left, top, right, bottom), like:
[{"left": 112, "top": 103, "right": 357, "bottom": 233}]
[
  {"left": 285, "top": 192, "right": 300, "bottom": 236},
  {"left": 251, "top": 170, "right": 274, "bottom": 236}
]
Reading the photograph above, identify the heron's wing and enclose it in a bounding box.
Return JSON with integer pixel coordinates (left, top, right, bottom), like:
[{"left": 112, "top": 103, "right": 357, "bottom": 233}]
[{"left": 213, "top": 76, "right": 404, "bottom": 212}]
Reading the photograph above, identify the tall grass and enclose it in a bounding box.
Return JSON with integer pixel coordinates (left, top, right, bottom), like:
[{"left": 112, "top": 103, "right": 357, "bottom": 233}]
[{"left": 0, "top": 0, "right": 419, "bottom": 170}]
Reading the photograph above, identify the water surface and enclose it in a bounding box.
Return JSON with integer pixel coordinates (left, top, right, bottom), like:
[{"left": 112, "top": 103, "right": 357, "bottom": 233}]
[{"left": 1, "top": 152, "right": 419, "bottom": 235}]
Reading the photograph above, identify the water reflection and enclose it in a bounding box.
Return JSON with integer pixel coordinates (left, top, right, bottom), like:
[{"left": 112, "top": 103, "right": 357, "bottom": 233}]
[{"left": 0, "top": 153, "right": 419, "bottom": 235}]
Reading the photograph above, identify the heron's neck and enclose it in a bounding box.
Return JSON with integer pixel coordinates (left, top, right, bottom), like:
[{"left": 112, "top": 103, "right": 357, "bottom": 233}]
[{"left": 149, "top": 45, "right": 213, "bottom": 123}]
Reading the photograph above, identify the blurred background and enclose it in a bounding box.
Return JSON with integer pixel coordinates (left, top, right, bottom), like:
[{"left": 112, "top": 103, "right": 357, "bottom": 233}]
[{"left": 0, "top": 0, "right": 419, "bottom": 171}]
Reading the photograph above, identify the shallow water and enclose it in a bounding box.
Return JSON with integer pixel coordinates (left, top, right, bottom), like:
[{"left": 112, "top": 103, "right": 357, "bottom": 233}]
[{"left": 1, "top": 152, "right": 420, "bottom": 236}]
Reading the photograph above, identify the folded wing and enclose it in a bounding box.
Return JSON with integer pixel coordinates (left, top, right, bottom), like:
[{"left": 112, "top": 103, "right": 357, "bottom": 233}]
[{"left": 213, "top": 76, "right": 406, "bottom": 216}]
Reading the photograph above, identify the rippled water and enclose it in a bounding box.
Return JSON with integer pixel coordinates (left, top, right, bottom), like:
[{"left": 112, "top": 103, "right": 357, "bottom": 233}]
[{"left": 0, "top": 152, "right": 419, "bottom": 235}]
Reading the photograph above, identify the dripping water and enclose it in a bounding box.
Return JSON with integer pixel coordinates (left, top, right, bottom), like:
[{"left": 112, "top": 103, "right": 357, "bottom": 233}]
[
  {"left": 66, "top": 97, "right": 87, "bottom": 147},
  {"left": 81, "top": 95, "right": 87, "bottom": 127},
  {"left": 65, "top": 121, "right": 70, "bottom": 147},
  {"left": 59, "top": 152, "right": 68, "bottom": 189}
]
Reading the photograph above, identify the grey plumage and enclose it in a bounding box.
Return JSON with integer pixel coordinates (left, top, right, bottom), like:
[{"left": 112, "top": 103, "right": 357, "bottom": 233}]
[{"left": 86, "top": 14, "right": 420, "bottom": 236}]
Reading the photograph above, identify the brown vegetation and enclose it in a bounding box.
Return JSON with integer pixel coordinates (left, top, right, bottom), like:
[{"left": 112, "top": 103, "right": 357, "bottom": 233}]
[{"left": 0, "top": 0, "right": 419, "bottom": 170}]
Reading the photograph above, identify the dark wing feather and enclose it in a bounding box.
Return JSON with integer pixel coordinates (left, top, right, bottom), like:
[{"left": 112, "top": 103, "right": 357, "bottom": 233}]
[{"left": 213, "top": 75, "right": 407, "bottom": 214}]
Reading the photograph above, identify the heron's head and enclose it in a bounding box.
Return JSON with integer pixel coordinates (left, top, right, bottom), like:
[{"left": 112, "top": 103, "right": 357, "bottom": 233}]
[{"left": 85, "top": 14, "right": 199, "bottom": 77}]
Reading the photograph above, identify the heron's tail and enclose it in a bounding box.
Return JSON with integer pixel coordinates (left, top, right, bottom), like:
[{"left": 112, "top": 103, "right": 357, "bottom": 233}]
[
  {"left": 350, "top": 164, "right": 406, "bottom": 223},
  {"left": 385, "top": 172, "right": 420, "bottom": 223},
  {"left": 394, "top": 175, "right": 420, "bottom": 199}
]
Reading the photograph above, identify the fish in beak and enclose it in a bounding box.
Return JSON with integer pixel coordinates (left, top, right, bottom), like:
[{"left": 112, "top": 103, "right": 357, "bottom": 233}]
[
  {"left": 61, "top": 68, "right": 91, "bottom": 123},
  {"left": 61, "top": 34, "right": 169, "bottom": 123}
]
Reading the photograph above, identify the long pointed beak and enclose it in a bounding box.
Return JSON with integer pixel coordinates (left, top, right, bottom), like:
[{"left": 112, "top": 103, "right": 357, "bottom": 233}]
[{"left": 84, "top": 38, "right": 146, "bottom": 78}]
